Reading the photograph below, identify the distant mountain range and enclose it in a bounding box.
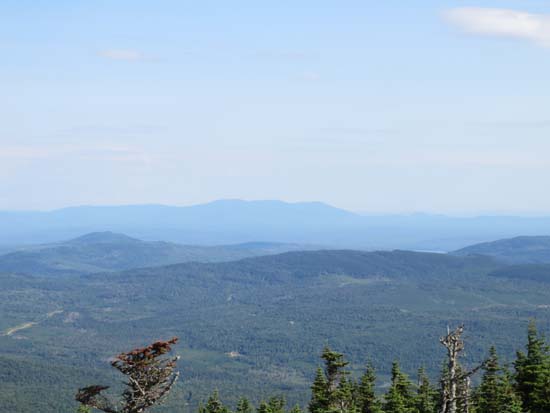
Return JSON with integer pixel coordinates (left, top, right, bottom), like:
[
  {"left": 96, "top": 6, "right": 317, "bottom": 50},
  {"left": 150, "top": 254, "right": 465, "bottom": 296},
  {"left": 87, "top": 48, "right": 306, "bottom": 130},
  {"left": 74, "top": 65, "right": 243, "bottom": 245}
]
[
  {"left": 3, "top": 200, "right": 550, "bottom": 250},
  {"left": 0, "top": 231, "right": 312, "bottom": 276}
]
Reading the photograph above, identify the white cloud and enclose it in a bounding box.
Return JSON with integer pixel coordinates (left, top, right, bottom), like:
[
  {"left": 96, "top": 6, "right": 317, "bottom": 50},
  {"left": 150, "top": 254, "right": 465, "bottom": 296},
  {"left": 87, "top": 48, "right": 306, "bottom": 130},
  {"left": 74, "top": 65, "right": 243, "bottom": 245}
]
[
  {"left": 444, "top": 7, "right": 550, "bottom": 47},
  {"left": 98, "top": 49, "right": 147, "bottom": 61}
]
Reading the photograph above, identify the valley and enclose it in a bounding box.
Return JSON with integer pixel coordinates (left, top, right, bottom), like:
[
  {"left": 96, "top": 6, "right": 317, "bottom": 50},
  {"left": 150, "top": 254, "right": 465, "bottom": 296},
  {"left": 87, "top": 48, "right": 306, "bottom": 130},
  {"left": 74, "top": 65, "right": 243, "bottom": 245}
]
[{"left": 1, "top": 236, "right": 550, "bottom": 412}]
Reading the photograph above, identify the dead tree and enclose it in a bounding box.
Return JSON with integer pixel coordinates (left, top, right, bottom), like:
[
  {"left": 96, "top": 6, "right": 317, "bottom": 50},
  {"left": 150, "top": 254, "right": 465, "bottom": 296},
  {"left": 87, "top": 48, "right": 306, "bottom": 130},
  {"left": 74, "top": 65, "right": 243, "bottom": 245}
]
[
  {"left": 76, "top": 337, "right": 180, "bottom": 413},
  {"left": 439, "top": 326, "right": 484, "bottom": 413}
]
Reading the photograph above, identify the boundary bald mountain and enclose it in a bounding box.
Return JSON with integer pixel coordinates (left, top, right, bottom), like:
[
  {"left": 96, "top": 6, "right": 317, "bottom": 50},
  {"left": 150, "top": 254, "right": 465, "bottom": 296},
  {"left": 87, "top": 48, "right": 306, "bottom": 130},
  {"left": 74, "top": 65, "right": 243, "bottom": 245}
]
[{"left": 5, "top": 200, "right": 550, "bottom": 250}]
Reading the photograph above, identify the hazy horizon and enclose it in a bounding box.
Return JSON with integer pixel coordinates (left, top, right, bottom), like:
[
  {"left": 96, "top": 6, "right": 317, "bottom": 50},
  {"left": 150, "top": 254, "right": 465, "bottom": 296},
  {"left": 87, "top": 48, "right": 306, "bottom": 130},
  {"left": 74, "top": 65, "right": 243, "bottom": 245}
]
[
  {"left": 3, "top": 198, "right": 550, "bottom": 218},
  {"left": 3, "top": 1, "right": 550, "bottom": 214}
]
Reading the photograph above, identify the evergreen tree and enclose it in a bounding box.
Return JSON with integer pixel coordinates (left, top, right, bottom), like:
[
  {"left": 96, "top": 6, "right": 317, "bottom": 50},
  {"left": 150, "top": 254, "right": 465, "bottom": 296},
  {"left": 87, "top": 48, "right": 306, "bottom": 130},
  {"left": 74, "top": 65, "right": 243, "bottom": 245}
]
[
  {"left": 475, "top": 347, "right": 502, "bottom": 413},
  {"left": 515, "top": 320, "right": 550, "bottom": 413},
  {"left": 201, "top": 390, "right": 229, "bottom": 413},
  {"left": 257, "top": 401, "right": 270, "bottom": 413},
  {"left": 333, "top": 376, "right": 357, "bottom": 413},
  {"left": 357, "top": 363, "right": 382, "bottom": 413},
  {"left": 383, "top": 386, "right": 407, "bottom": 413},
  {"left": 415, "top": 367, "right": 436, "bottom": 413},
  {"left": 76, "top": 405, "right": 91, "bottom": 413},
  {"left": 309, "top": 347, "right": 355, "bottom": 413},
  {"left": 475, "top": 346, "right": 522, "bottom": 413},
  {"left": 322, "top": 347, "right": 350, "bottom": 394},
  {"left": 309, "top": 367, "right": 330, "bottom": 413},
  {"left": 498, "top": 368, "right": 523, "bottom": 413},
  {"left": 236, "top": 397, "right": 253, "bottom": 413},
  {"left": 290, "top": 405, "right": 304, "bottom": 413},
  {"left": 267, "top": 396, "right": 286, "bottom": 413},
  {"left": 383, "top": 361, "right": 414, "bottom": 413}
]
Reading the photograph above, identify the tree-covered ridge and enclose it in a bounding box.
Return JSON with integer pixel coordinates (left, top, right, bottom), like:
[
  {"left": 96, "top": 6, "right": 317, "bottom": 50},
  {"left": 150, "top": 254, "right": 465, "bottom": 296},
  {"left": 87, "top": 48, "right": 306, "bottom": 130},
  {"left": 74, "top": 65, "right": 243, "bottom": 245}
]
[
  {"left": 489, "top": 264, "right": 550, "bottom": 283},
  {"left": 452, "top": 236, "right": 550, "bottom": 265},
  {"left": 0, "top": 232, "right": 311, "bottom": 276}
]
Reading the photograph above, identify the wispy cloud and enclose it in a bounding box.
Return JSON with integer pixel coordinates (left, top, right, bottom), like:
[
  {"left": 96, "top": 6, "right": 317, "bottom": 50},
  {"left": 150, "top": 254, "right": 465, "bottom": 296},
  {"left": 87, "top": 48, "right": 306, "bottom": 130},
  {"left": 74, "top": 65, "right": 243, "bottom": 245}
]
[
  {"left": 252, "top": 50, "right": 314, "bottom": 61},
  {"left": 444, "top": 7, "right": 550, "bottom": 47},
  {"left": 0, "top": 144, "right": 151, "bottom": 164},
  {"left": 300, "top": 71, "right": 321, "bottom": 81},
  {"left": 98, "top": 49, "right": 148, "bottom": 61}
]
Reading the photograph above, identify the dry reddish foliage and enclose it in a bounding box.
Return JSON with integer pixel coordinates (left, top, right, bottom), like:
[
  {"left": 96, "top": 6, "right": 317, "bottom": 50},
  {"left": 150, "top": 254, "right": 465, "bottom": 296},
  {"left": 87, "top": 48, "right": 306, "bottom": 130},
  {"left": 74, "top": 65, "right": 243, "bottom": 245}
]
[{"left": 76, "top": 338, "right": 180, "bottom": 413}]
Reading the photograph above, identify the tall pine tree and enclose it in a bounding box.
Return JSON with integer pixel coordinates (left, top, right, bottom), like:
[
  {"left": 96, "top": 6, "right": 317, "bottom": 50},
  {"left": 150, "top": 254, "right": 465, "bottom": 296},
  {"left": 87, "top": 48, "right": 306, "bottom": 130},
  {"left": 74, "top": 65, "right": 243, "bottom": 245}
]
[
  {"left": 290, "top": 405, "right": 304, "bottom": 413},
  {"left": 515, "top": 320, "right": 550, "bottom": 413},
  {"left": 475, "top": 347, "right": 522, "bottom": 413},
  {"left": 383, "top": 361, "right": 415, "bottom": 413},
  {"left": 475, "top": 347, "right": 501, "bottom": 413},
  {"left": 257, "top": 401, "right": 270, "bottom": 413},
  {"left": 415, "top": 367, "right": 436, "bottom": 413},
  {"left": 499, "top": 367, "right": 523, "bottom": 413},
  {"left": 310, "top": 367, "right": 330, "bottom": 413},
  {"left": 357, "top": 363, "right": 382, "bottom": 413},
  {"left": 267, "top": 396, "right": 286, "bottom": 413},
  {"left": 309, "top": 347, "right": 356, "bottom": 413},
  {"left": 236, "top": 397, "right": 253, "bottom": 413},
  {"left": 200, "top": 390, "right": 229, "bottom": 413}
]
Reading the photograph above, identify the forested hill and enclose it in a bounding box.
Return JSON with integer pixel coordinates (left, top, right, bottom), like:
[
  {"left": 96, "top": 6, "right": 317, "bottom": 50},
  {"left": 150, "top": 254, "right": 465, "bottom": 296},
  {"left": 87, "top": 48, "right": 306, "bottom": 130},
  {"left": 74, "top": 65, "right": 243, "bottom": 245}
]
[
  {"left": 97, "top": 249, "right": 499, "bottom": 285},
  {"left": 452, "top": 235, "right": 550, "bottom": 264},
  {"left": 489, "top": 264, "right": 550, "bottom": 283},
  {"left": 0, "top": 231, "right": 311, "bottom": 276},
  {"left": 3, "top": 248, "right": 549, "bottom": 412}
]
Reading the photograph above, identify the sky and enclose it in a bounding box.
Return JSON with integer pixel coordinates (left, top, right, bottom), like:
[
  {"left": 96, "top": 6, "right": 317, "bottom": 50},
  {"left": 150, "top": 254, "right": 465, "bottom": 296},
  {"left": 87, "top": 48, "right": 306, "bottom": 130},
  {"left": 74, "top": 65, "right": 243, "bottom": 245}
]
[{"left": 1, "top": 0, "right": 550, "bottom": 214}]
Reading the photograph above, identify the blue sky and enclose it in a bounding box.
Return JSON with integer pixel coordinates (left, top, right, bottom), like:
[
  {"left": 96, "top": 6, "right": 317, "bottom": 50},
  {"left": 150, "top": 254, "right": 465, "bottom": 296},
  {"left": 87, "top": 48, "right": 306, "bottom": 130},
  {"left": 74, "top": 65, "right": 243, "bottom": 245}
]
[{"left": 1, "top": 1, "right": 550, "bottom": 213}]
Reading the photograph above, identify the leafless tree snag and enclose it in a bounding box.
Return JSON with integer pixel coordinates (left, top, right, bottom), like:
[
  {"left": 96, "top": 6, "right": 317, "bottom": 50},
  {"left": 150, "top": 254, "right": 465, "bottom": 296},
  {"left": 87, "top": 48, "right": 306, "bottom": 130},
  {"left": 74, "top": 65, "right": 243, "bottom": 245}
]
[
  {"left": 439, "top": 326, "right": 484, "bottom": 413},
  {"left": 76, "top": 337, "right": 180, "bottom": 413}
]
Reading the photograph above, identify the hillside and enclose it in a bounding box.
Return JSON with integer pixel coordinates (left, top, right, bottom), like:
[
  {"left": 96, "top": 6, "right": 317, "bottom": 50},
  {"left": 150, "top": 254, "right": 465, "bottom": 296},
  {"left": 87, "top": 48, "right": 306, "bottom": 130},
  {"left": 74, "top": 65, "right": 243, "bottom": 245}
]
[
  {"left": 0, "top": 231, "right": 312, "bottom": 276},
  {"left": 452, "top": 236, "right": 550, "bottom": 264},
  {"left": 489, "top": 264, "right": 550, "bottom": 283},
  {"left": 2, "top": 249, "right": 549, "bottom": 412}
]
